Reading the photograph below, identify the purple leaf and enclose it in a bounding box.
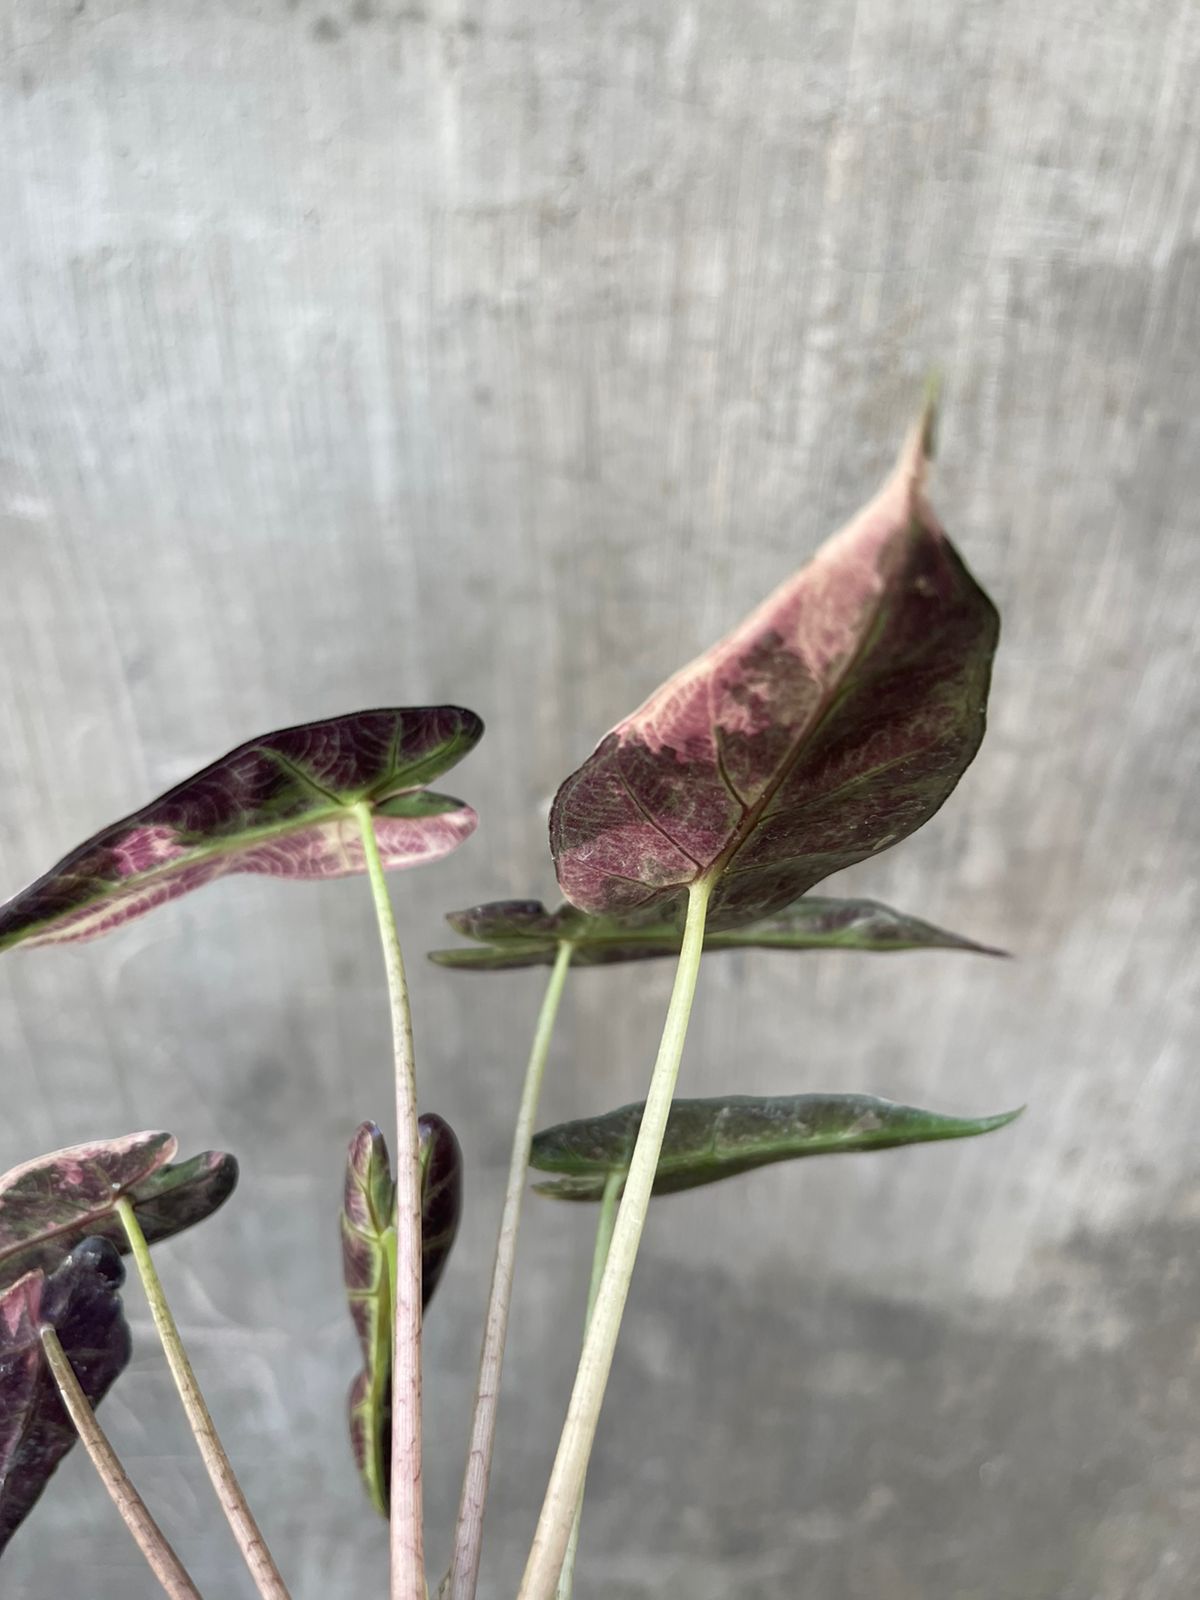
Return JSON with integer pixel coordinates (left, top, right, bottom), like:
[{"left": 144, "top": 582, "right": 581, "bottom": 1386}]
[
  {"left": 341, "top": 1114, "right": 463, "bottom": 1517},
  {"left": 550, "top": 410, "right": 998, "bottom": 929},
  {"left": 417, "top": 1113, "right": 463, "bottom": 1309},
  {"left": 0, "top": 1238, "right": 131, "bottom": 1556},
  {"left": 0, "top": 1134, "right": 238, "bottom": 1288},
  {"left": 428, "top": 895, "right": 1004, "bottom": 970},
  {"left": 0, "top": 707, "right": 483, "bottom": 951}
]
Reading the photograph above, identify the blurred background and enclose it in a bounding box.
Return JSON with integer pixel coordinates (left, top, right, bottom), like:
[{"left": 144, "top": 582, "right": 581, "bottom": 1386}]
[{"left": 1, "top": 2, "right": 1197, "bottom": 1597}]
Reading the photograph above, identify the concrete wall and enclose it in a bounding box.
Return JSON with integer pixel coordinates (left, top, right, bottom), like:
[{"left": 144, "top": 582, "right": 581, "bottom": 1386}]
[{"left": 1, "top": 2, "right": 1197, "bottom": 1596}]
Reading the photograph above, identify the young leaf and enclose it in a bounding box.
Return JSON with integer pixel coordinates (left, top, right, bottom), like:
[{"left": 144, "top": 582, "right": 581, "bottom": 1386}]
[
  {"left": 418, "top": 1114, "right": 464, "bottom": 1309},
  {"left": 0, "top": 1135, "right": 238, "bottom": 1289},
  {"left": 550, "top": 411, "right": 998, "bottom": 929},
  {"left": 0, "top": 707, "right": 483, "bottom": 951},
  {"left": 530, "top": 1094, "right": 1022, "bottom": 1199},
  {"left": 0, "top": 1238, "right": 131, "bottom": 1556},
  {"left": 342, "top": 1124, "right": 396, "bottom": 1520},
  {"left": 342, "top": 1114, "right": 463, "bottom": 1517},
  {"left": 428, "top": 895, "right": 1003, "bottom": 971}
]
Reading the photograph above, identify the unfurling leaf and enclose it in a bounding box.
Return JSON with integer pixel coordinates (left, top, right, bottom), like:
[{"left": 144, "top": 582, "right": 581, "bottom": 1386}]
[
  {"left": 0, "top": 707, "right": 483, "bottom": 951},
  {"left": 0, "top": 1238, "right": 131, "bottom": 1556},
  {"left": 342, "top": 1124, "right": 395, "bottom": 1520},
  {"left": 530, "top": 1094, "right": 1022, "bottom": 1199},
  {"left": 550, "top": 410, "right": 998, "bottom": 930},
  {"left": 428, "top": 895, "right": 1003, "bottom": 971},
  {"left": 342, "top": 1114, "right": 463, "bottom": 1516},
  {"left": 0, "top": 1134, "right": 238, "bottom": 1290}
]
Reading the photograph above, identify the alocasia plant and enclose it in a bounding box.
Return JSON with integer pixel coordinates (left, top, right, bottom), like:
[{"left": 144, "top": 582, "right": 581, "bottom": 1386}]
[{"left": 0, "top": 405, "right": 1020, "bottom": 1600}]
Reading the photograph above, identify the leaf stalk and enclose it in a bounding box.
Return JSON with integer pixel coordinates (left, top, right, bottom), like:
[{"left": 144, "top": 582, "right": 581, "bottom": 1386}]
[
  {"left": 556, "top": 1168, "right": 622, "bottom": 1600},
  {"left": 517, "top": 876, "right": 713, "bottom": 1600},
  {"left": 115, "top": 1198, "right": 289, "bottom": 1600},
  {"left": 444, "top": 938, "right": 575, "bottom": 1600},
  {"left": 39, "top": 1323, "right": 204, "bottom": 1600}
]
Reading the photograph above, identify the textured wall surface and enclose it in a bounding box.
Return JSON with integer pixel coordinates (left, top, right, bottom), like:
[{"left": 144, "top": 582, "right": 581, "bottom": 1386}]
[{"left": 1, "top": 2, "right": 1197, "bottom": 1596}]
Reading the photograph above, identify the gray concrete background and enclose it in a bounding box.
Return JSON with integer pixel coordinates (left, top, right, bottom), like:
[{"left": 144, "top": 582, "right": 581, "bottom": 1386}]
[{"left": 1, "top": 2, "right": 1197, "bottom": 1596}]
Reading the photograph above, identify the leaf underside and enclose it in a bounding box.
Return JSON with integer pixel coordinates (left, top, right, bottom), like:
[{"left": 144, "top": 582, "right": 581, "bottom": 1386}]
[
  {"left": 0, "top": 707, "right": 483, "bottom": 951},
  {"left": 342, "top": 1114, "right": 463, "bottom": 1517},
  {"left": 428, "top": 895, "right": 1004, "bottom": 970},
  {"left": 549, "top": 411, "right": 999, "bottom": 931},
  {"left": 0, "top": 1133, "right": 238, "bottom": 1290},
  {"left": 530, "top": 1094, "right": 1022, "bottom": 1199},
  {"left": 0, "top": 1238, "right": 131, "bottom": 1556}
]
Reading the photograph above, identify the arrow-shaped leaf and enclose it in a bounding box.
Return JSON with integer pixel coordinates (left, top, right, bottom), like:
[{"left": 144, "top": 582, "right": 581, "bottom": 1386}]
[
  {"left": 530, "top": 1094, "right": 1022, "bottom": 1199},
  {"left": 0, "top": 1238, "right": 131, "bottom": 1556},
  {"left": 0, "top": 1134, "right": 238, "bottom": 1290},
  {"left": 428, "top": 896, "right": 1003, "bottom": 971},
  {"left": 342, "top": 1114, "right": 463, "bottom": 1516},
  {"left": 550, "top": 410, "right": 998, "bottom": 929},
  {"left": 0, "top": 707, "right": 483, "bottom": 951}
]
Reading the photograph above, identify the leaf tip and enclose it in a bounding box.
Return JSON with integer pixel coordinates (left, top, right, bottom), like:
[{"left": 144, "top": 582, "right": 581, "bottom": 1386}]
[
  {"left": 919, "top": 370, "right": 942, "bottom": 459},
  {"left": 979, "top": 1105, "right": 1025, "bottom": 1133}
]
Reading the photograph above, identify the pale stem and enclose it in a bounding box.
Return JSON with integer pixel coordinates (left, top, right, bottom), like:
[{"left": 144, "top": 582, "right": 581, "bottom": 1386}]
[
  {"left": 444, "top": 939, "right": 575, "bottom": 1600},
  {"left": 517, "top": 876, "right": 713, "bottom": 1600},
  {"left": 114, "top": 1198, "right": 290, "bottom": 1600},
  {"left": 556, "top": 1169, "right": 623, "bottom": 1600},
  {"left": 353, "top": 801, "right": 425, "bottom": 1600},
  {"left": 39, "top": 1324, "right": 204, "bottom": 1600}
]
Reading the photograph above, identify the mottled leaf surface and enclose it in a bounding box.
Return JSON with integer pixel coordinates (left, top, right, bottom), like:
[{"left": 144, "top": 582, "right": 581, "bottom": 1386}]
[
  {"left": 342, "top": 1114, "right": 463, "bottom": 1516},
  {"left": 0, "top": 1238, "right": 131, "bottom": 1556},
  {"left": 0, "top": 1134, "right": 237, "bottom": 1288},
  {"left": 0, "top": 707, "right": 482, "bottom": 950},
  {"left": 428, "top": 896, "right": 1002, "bottom": 970},
  {"left": 550, "top": 413, "right": 998, "bottom": 929},
  {"left": 531, "top": 1094, "right": 1022, "bottom": 1199}
]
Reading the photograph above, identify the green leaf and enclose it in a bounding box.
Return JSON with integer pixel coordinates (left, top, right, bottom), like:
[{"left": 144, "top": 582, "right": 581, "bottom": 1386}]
[
  {"left": 0, "top": 1238, "right": 131, "bottom": 1556},
  {"left": 549, "top": 406, "right": 999, "bottom": 930},
  {"left": 530, "top": 1094, "right": 1022, "bottom": 1199},
  {"left": 342, "top": 1115, "right": 463, "bottom": 1517},
  {"left": 0, "top": 707, "right": 483, "bottom": 951},
  {"left": 0, "top": 1134, "right": 238, "bottom": 1290},
  {"left": 428, "top": 895, "right": 1004, "bottom": 970}
]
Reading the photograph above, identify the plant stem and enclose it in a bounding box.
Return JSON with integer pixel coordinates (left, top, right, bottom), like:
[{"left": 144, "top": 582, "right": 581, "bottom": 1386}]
[
  {"left": 353, "top": 801, "right": 425, "bottom": 1600},
  {"left": 39, "top": 1324, "right": 204, "bottom": 1600},
  {"left": 114, "top": 1198, "right": 289, "bottom": 1600},
  {"left": 556, "top": 1169, "right": 623, "bottom": 1600},
  {"left": 517, "top": 876, "right": 713, "bottom": 1600},
  {"left": 444, "top": 939, "right": 574, "bottom": 1600}
]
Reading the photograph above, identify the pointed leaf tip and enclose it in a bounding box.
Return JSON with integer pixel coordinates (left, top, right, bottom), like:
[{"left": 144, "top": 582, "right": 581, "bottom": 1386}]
[
  {"left": 919, "top": 372, "right": 942, "bottom": 460},
  {"left": 0, "top": 706, "right": 483, "bottom": 952}
]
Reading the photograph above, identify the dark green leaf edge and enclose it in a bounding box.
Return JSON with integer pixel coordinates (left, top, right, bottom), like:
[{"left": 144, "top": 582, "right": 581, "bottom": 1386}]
[{"left": 530, "top": 1094, "right": 1024, "bottom": 1199}]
